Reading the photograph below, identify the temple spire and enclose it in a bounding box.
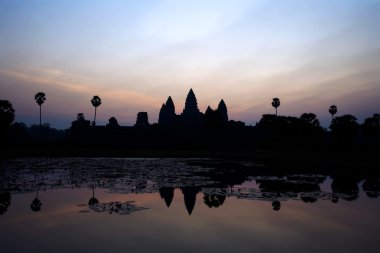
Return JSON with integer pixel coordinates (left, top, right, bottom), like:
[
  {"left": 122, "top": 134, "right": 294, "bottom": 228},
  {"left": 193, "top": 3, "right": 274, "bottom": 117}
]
[
  {"left": 183, "top": 89, "right": 200, "bottom": 116},
  {"left": 166, "top": 96, "right": 175, "bottom": 115},
  {"left": 217, "top": 99, "right": 228, "bottom": 122},
  {"left": 158, "top": 103, "right": 167, "bottom": 125},
  {"left": 158, "top": 96, "right": 177, "bottom": 125}
]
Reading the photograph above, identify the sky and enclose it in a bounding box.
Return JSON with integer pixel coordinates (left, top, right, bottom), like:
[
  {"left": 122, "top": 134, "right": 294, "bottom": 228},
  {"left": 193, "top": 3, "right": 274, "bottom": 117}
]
[{"left": 1, "top": 0, "right": 380, "bottom": 129}]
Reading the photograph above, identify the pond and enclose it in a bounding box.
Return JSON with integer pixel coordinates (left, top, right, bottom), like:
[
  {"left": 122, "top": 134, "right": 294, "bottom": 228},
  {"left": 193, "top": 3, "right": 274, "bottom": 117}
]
[{"left": 0, "top": 158, "right": 380, "bottom": 253}]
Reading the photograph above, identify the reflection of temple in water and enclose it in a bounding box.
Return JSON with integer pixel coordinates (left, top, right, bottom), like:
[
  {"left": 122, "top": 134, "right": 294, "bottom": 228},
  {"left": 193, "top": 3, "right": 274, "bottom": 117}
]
[
  {"left": 159, "top": 187, "right": 174, "bottom": 207},
  {"left": 1, "top": 158, "right": 379, "bottom": 215},
  {"left": 181, "top": 187, "right": 201, "bottom": 215}
]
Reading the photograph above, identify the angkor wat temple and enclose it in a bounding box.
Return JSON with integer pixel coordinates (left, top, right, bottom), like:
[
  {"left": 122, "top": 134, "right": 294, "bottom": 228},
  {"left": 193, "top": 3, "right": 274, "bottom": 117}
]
[
  {"left": 69, "top": 89, "right": 248, "bottom": 148},
  {"left": 158, "top": 89, "right": 228, "bottom": 128}
]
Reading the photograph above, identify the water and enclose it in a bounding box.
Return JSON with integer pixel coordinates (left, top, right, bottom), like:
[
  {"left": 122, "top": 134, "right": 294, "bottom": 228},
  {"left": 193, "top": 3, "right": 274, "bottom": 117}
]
[{"left": 0, "top": 158, "right": 379, "bottom": 253}]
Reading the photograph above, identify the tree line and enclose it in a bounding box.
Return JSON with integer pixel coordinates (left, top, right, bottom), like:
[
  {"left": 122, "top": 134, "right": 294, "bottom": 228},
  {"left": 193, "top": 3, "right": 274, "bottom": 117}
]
[{"left": 0, "top": 92, "right": 379, "bottom": 149}]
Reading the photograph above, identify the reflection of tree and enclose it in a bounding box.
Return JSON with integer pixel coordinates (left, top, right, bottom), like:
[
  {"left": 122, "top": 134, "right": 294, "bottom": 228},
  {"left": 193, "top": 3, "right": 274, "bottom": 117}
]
[
  {"left": 257, "top": 176, "right": 322, "bottom": 208},
  {"left": 30, "top": 191, "right": 42, "bottom": 212},
  {"left": 181, "top": 187, "right": 200, "bottom": 215},
  {"left": 272, "top": 200, "right": 281, "bottom": 211},
  {"left": 159, "top": 187, "right": 174, "bottom": 207},
  {"left": 331, "top": 195, "right": 339, "bottom": 203},
  {"left": 362, "top": 178, "right": 380, "bottom": 198},
  {"left": 331, "top": 176, "right": 359, "bottom": 201},
  {"left": 257, "top": 178, "right": 320, "bottom": 195},
  {"left": 203, "top": 194, "right": 226, "bottom": 208},
  {"left": 0, "top": 192, "right": 11, "bottom": 215},
  {"left": 300, "top": 196, "right": 318, "bottom": 203},
  {"left": 330, "top": 114, "right": 359, "bottom": 139},
  {"left": 88, "top": 184, "right": 99, "bottom": 206}
]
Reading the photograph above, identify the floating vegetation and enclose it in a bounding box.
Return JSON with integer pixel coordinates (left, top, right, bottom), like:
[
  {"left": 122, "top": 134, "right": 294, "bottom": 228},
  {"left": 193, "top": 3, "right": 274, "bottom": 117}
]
[
  {"left": 0, "top": 158, "right": 378, "bottom": 205},
  {"left": 88, "top": 201, "right": 149, "bottom": 215}
]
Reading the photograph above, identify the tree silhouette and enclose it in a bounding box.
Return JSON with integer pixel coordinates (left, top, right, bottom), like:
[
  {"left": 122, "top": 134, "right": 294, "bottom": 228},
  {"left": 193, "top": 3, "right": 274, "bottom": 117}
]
[
  {"left": 107, "top": 117, "right": 119, "bottom": 127},
  {"left": 77, "top": 113, "right": 85, "bottom": 121},
  {"left": 329, "top": 105, "right": 337, "bottom": 121},
  {"left": 362, "top": 113, "right": 380, "bottom": 137},
  {"left": 271, "top": 98, "right": 280, "bottom": 116},
  {"left": 90, "top": 95, "right": 102, "bottom": 126},
  {"left": 300, "top": 113, "right": 320, "bottom": 127},
  {"left": 0, "top": 100, "right": 15, "bottom": 128},
  {"left": 34, "top": 92, "right": 46, "bottom": 126},
  {"left": 330, "top": 114, "right": 359, "bottom": 139}
]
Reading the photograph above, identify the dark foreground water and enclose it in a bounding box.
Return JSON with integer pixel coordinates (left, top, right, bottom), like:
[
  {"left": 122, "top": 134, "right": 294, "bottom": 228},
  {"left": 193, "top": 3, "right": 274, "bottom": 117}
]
[{"left": 0, "top": 158, "right": 379, "bottom": 253}]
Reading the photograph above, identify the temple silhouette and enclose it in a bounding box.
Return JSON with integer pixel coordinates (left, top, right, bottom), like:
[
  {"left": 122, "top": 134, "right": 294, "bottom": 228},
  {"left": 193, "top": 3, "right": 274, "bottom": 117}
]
[
  {"left": 66, "top": 88, "right": 247, "bottom": 149},
  {"left": 158, "top": 89, "right": 228, "bottom": 128}
]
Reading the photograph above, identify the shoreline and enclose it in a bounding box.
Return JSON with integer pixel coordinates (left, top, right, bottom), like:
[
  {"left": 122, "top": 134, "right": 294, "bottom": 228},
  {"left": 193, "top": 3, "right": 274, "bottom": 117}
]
[{"left": 2, "top": 146, "right": 379, "bottom": 174}]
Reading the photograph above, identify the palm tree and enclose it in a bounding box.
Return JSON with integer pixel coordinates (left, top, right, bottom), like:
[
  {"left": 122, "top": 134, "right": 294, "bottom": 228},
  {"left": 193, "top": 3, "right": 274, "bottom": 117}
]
[
  {"left": 329, "top": 105, "right": 337, "bottom": 121},
  {"left": 271, "top": 97, "right": 280, "bottom": 116},
  {"left": 90, "top": 95, "right": 102, "bottom": 126},
  {"left": 34, "top": 92, "right": 46, "bottom": 126}
]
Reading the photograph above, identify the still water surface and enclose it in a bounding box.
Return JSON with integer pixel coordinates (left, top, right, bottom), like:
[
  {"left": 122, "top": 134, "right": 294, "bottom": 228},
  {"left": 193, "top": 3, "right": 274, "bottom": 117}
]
[{"left": 0, "top": 158, "right": 379, "bottom": 253}]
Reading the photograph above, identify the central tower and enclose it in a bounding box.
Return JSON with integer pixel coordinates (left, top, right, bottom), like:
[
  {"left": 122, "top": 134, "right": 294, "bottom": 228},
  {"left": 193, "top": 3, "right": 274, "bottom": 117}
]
[
  {"left": 182, "top": 89, "right": 200, "bottom": 117},
  {"left": 181, "top": 89, "right": 202, "bottom": 124}
]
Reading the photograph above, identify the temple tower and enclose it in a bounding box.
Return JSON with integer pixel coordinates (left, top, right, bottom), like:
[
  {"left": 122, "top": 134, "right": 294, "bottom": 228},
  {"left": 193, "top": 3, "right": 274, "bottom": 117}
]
[
  {"left": 217, "top": 99, "right": 228, "bottom": 122},
  {"left": 135, "top": 112, "right": 149, "bottom": 127},
  {"left": 158, "top": 96, "right": 176, "bottom": 125},
  {"left": 182, "top": 89, "right": 202, "bottom": 124}
]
